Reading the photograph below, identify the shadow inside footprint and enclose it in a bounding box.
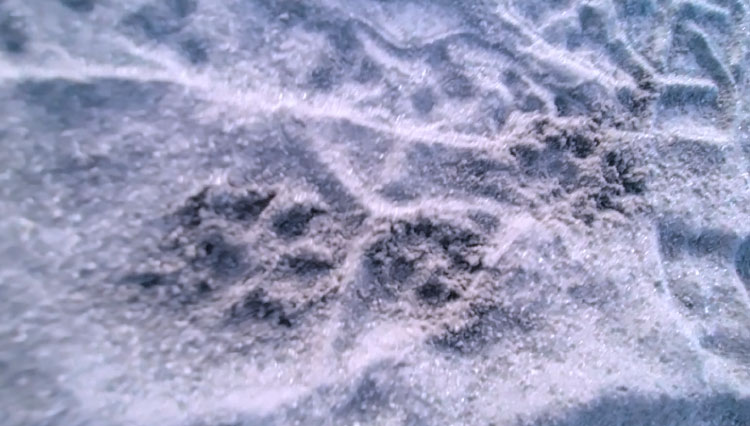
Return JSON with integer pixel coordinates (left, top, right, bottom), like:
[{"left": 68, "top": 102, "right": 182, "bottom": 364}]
[
  {"left": 272, "top": 205, "right": 324, "bottom": 238},
  {"left": 736, "top": 237, "right": 750, "bottom": 288},
  {"left": 60, "top": 0, "right": 95, "bottom": 13}
]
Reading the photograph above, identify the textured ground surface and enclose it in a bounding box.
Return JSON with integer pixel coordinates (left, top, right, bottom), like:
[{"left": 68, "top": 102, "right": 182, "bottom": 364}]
[{"left": 2, "top": 0, "right": 750, "bottom": 425}]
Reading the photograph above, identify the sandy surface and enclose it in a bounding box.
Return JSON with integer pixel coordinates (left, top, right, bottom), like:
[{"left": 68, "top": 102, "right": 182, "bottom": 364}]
[{"left": 1, "top": 0, "right": 750, "bottom": 424}]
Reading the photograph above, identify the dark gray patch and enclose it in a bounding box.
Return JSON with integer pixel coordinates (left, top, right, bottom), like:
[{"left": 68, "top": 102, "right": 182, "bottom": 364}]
[
  {"left": 569, "top": 134, "right": 597, "bottom": 158},
  {"left": 229, "top": 288, "right": 292, "bottom": 327},
  {"left": 432, "top": 316, "right": 488, "bottom": 355},
  {"left": 324, "top": 20, "right": 360, "bottom": 54},
  {"left": 0, "top": 12, "right": 28, "bottom": 54},
  {"left": 432, "top": 304, "right": 536, "bottom": 355},
  {"left": 680, "top": 25, "right": 732, "bottom": 86},
  {"left": 415, "top": 279, "right": 459, "bottom": 306},
  {"left": 121, "top": 1, "right": 192, "bottom": 41},
  {"left": 676, "top": 2, "right": 732, "bottom": 34},
  {"left": 579, "top": 5, "right": 608, "bottom": 43},
  {"left": 614, "top": 0, "right": 655, "bottom": 17},
  {"left": 602, "top": 149, "right": 646, "bottom": 194},
  {"left": 482, "top": 93, "right": 508, "bottom": 130},
  {"left": 60, "top": 0, "right": 95, "bottom": 13},
  {"left": 503, "top": 69, "right": 527, "bottom": 94},
  {"left": 167, "top": 0, "right": 198, "bottom": 18},
  {"left": 278, "top": 254, "right": 333, "bottom": 278},
  {"left": 421, "top": 222, "right": 480, "bottom": 265},
  {"left": 388, "top": 256, "right": 416, "bottom": 283},
  {"left": 362, "top": 246, "right": 415, "bottom": 298},
  {"left": 528, "top": 392, "right": 750, "bottom": 426},
  {"left": 553, "top": 92, "right": 580, "bottom": 117},
  {"left": 122, "top": 272, "right": 168, "bottom": 289},
  {"left": 336, "top": 376, "right": 388, "bottom": 417},
  {"left": 309, "top": 33, "right": 375, "bottom": 87},
  {"left": 196, "top": 281, "right": 212, "bottom": 294},
  {"left": 310, "top": 65, "right": 336, "bottom": 91},
  {"left": 307, "top": 20, "right": 367, "bottom": 87},
  {"left": 593, "top": 185, "right": 624, "bottom": 211},
  {"left": 667, "top": 280, "right": 707, "bottom": 313},
  {"left": 660, "top": 84, "right": 718, "bottom": 108},
  {"left": 361, "top": 219, "right": 482, "bottom": 302},
  {"left": 691, "top": 229, "right": 739, "bottom": 257},
  {"left": 180, "top": 37, "right": 209, "bottom": 64},
  {"left": 44, "top": 153, "right": 130, "bottom": 194},
  {"left": 272, "top": 205, "right": 323, "bottom": 238},
  {"left": 545, "top": 132, "right": 598, "bottom": 159},
  {"left": 606, "top": 40, "right": 653, "bottom": 83},
  {"left": 167, "top": 188, "right": 273, "bottom": 229},
  {"left": 16, "top": 78, "right": 170, "bottom": 128},
  {"left": 616, "top": 87, "right": 649, "bottom": 115},
  {"left": 267, "top": 0, "right": 309, "bottom": 25},
  {"left": 742, "top": 121, "right": 750, "bottom": 165},
  {"left": 190, "top": 233, "right": 244, "bottom": 276},
  {"left": 425, "top": 44, "right": 451, "bottom": 68},
  {"left": 411, "top": 87, "right": 436, "bottom": 114},
  {"left": 468, "top": 211, "right": 499, "bottom": 232},
  {"left": 736, "top": 237, "right": 750, "bottom": 288},
  {"left": 354, "top": 57, "right": 381, "bottom": 83},
  {"left": 334, "top": 365, "right": 400, "bottom": 420},
  {"left": 701, "top": 330, "right": 750, "bottom": 364},
  {"left": 441, "top": 73, "right": 474, "bottom": 99},
  {"left": 732, "top": 64, "right": 744, "bottom": 90},
  {"left": 572, "top": 197, "right": 596, "bottom": 226},
  {"left": 510, "top": 144, "right": 542, "bottom": 171},
  {"left": 173, "top": 188, "right": 208, "bottom": 228},
  {"left": 210, "top": 191, "right": 275, "bottom": 223},
  {"left": 520, "top": 94, "right": 545, "bottom": 112},
  {"left": 554, "top": 82, "right": 607, "bottom": 116},
  {"left": 657, "top": 218, "right": 737, "bottom": 260},
  {"left": 658, "top": 219, "right": 692, "bottom": 259}
]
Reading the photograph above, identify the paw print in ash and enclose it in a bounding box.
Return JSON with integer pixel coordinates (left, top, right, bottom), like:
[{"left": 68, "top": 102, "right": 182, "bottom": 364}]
[
  {"left": 120, "top": 180, "right": 365, "bottom": 336},
  {"left": 358, "top": 219, "right": 483, "bottom": 308},
  {"left": 736, "top": 237, "right": 750, "bottom": 290},
  {"left": 121, "top": 185, "right": 275, "bottom": 307},
  {"left": 352, "top": 216, "right": 552, "bottom": 356},
  {"left": 351, "top": 217, "right": 517, "bottom": 350}
]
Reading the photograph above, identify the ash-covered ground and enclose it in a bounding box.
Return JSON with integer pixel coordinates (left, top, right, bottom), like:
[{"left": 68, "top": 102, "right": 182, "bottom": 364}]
[{"left": 1, "top": 0, "right": 750, "bottom": 425}]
